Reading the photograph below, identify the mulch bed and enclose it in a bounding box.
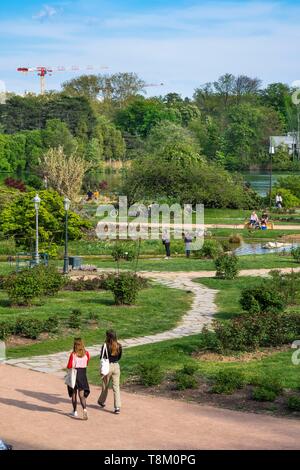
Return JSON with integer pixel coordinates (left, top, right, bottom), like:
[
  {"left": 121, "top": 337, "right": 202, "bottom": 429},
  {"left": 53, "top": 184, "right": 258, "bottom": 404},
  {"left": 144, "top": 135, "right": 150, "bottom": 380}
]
[{"left": 124, "top": 376, "right": 300, "bottom": 419}]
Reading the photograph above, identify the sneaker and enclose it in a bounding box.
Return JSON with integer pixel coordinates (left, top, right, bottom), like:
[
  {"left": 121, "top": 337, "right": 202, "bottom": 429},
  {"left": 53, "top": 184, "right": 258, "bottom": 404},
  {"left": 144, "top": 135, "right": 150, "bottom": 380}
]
[
  {"left": 97, "top": 400, "right": 105, "bottom": 408},
  {"left": 83, "top": 409, "right": 88, "bottom": 420},
  {"left": 70, "top": 411, "right": 78, "bottom": 418},
  {"left": 114, "top": 408, "right": 120, "bottom": 414}
]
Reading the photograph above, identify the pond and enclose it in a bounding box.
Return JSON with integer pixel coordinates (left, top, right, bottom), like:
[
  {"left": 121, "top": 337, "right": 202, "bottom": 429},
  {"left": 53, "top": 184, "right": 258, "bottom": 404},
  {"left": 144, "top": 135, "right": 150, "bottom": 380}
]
[
  {"left": 242, "top": 171, "right": 300, "bottom": 197},
  {"left": 233, "top": 241, "right": 300, "bottom": 257}
]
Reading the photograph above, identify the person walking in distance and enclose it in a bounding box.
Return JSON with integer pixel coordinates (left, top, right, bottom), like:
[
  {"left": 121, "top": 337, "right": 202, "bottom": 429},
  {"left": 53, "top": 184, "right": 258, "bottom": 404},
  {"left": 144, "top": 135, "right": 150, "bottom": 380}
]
[
  {"left": 184, "top": 231, "right": 193, "bottom": 258},
  {"left": 162, "top": 229, "right": 171, "bottom": 259},
  {"left": 66, "top": 338, "right": 90, "bottom": 420},
  {"left": 98, "top": 330, "right": 122, "bottom": 414}
]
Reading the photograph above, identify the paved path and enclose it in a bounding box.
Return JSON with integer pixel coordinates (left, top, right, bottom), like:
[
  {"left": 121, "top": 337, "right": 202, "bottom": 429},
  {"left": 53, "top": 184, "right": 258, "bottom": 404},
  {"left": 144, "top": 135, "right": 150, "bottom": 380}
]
[
  {"left": 5, "top": 273, "right": 218, "bottom": 375},
  {"left": 1, "top": 365, "right": 300, "bottom": 450}
]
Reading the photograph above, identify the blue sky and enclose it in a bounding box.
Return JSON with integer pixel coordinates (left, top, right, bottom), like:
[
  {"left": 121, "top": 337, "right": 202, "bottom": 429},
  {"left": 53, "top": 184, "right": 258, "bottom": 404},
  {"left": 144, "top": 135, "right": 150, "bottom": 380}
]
[{"left": 0, "top": 0, "right": 299, "bottom": 97}]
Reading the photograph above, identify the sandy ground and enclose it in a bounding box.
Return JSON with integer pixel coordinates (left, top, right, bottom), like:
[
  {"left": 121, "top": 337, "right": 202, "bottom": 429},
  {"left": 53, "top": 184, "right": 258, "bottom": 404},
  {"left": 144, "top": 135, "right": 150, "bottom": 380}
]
[{"left": 0, "top": 365, "right": 300, "bottom": 450}]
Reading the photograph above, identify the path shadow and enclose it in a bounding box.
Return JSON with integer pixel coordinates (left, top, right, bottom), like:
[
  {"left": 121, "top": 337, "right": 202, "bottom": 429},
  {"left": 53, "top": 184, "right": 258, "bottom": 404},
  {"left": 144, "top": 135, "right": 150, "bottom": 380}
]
[
  {"left": 0, "top": 397, "right": 65, "bottom": 416},
  {"left": 16, "top": 389, "right": 70, "bottom": 405},
  {"left": 88, "top": 404, "right": 115, "bottom": 414}
]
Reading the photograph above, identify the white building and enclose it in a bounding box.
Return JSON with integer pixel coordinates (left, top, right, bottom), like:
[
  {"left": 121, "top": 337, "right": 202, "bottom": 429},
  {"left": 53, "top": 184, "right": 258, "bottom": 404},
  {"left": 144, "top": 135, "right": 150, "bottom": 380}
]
[{"left": 270, "top": 133, "right": 298, "bottom": 156}]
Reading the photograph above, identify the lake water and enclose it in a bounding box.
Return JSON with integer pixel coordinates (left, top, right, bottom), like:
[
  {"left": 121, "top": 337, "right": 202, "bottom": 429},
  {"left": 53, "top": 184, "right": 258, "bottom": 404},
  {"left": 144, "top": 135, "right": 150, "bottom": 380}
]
[
  {"left": 233, "top": 241, "right": 300, "bottom": 256},
  {"left": 242, "top": 171, "right": 300, "bottom": 197}
]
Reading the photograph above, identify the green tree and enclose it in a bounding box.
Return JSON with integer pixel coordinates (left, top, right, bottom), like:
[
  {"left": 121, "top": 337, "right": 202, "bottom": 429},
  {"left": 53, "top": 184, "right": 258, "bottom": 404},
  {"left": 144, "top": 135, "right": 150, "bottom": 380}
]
[
  {"left": 115, "top": 97, "right": 181, "bottom": 137},
  {"left": 0, "top": 190, "right": 90, "bottom": 250},
  {"left": 42, "top": 119, "right": 77, "bottom": 156}
]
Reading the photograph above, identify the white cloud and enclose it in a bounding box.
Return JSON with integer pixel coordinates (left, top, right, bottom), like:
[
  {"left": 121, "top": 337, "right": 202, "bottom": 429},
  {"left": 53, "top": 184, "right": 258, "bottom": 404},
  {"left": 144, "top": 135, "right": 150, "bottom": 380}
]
[{"left": 33, "top": 5, "right": 61, "bottom": 22}]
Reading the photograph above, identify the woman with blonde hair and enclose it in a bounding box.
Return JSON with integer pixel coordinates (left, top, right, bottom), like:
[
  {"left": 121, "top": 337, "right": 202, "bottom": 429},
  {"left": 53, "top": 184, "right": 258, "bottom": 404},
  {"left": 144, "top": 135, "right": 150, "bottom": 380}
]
[
  {"left": 66, "top": 338, "right": 90, "bottom": 420},
  {"left": 98, "top": 330, "right": 122, "bottom": 414}
]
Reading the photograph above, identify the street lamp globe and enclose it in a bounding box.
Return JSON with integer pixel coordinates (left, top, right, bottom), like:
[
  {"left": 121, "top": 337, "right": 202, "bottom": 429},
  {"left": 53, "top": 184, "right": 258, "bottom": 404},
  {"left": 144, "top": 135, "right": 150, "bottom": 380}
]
[
  {"left": 64, "top": 197, "right": 71, "bottom": 212},
  {"left": 33, "top": 194, "right": 41, "bottom": 211}
]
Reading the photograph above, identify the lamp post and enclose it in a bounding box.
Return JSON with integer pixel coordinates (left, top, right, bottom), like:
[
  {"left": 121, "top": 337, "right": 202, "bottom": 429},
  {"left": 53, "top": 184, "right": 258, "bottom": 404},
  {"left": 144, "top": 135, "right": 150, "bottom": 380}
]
[
  {"left": 63, "top": 197, "right": 71, "bottom": 274},
  {"left": 269, "top": 139, "right": 275, "bottom": 209},
  {"left": 33, "top": 194, "right": 41, "bottom": 265}
]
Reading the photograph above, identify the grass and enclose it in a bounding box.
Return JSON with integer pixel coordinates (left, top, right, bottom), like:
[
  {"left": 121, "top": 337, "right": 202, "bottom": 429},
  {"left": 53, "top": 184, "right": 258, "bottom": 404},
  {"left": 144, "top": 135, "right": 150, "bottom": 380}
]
[
  {"left": 87, "top": 334, "right": 300, "bottom": 391},
  {"left": 87, "top": 274, "right": 300, "bottom": 391},
  {"left": 0, "top": 252, "right": 297, "bottom": 275},
  {"left": 4, "top": 284, "right": 191, "bottom": 359}
]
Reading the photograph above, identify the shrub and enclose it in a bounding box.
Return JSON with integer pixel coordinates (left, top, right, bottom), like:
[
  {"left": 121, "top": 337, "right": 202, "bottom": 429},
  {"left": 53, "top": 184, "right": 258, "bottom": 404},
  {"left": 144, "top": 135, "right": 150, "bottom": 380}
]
[
  {"left": 215, "top": 253, "right": 239, "bottom": 280},
  {"left": 174, "top": 371, "right": 198, "bottom": 390},
  {"left": 252, "top": 387, "right": 277, "bottom": 402},
  {"left": 106, "top": 272, "right": 146, "bottom": 305},
  {"left": 240, "top": 282, "right": 286, "bottom": 314},
  {"left": 291, "top": 247, "right": 300, "bottom": 263},
  {"left": 4, "top": 269, "right": 44, "bottom": 305},
  {"left": 211, "top": 369, "right": 245, "bottom": 395},
  {"left": 35, "top": 265, "right": 66, "bottom": 296},
  {"left": 3, "top": 265, "right": 64, "bottom": 306},
  {"left": 136, "top": 363, "right": 164, "bottom": 386},
  {"left": 196, "top": 240, "right": 223, "bottom": 259},
  {"left": 220, "top": 240, "right": 231, "bottom": 252},
  {"left": 253, "top": 376, "right": 283, "bottom": 394},
  {"left": 228, "top": 233, "right": 243, "bottom": 245},
  {"left": 287, "top": 396, "right": 300, "bottom": 411},
  {"left": 68, "top": 309, "right": 82, "bottom": 329},
  {"left": 269, "top": 270, "right": 300, "bottom": 305},
  {"left": 0, "top": 320, "right": 14, "bottom": 340},
  {"left": 15, "top": 317, "right": 44, "bottom": 339},
  {"left": 43, "top": 315, "right": 60, "bottom": 333},
  {"left": 213, "top": 311, "right": 297, "bottom": 352},
  {"left": 111, "top": 243, "right": 136, "bottom": 262},
  {"left": 87, "top": 311, "right": 100, "bottom": 321}
]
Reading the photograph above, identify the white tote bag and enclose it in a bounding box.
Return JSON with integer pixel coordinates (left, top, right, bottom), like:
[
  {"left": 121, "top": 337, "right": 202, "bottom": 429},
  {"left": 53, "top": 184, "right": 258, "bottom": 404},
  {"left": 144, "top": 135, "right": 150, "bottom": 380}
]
[
  {"left": 100, "top": 343, "right": 110, "bottom": 376},
  {"left": 64, "top": 367, "right": 77, "bottom": 389}
]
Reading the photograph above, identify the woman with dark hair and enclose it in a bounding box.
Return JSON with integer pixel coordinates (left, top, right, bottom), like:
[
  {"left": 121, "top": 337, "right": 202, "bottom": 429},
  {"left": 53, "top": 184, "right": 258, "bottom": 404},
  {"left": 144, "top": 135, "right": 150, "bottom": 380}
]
[
  {"left": 98, "top": 330, "right": 122, "bottom": 414},
  {"left": 66, "top": 338, "right": 90, "bottom": 420}
]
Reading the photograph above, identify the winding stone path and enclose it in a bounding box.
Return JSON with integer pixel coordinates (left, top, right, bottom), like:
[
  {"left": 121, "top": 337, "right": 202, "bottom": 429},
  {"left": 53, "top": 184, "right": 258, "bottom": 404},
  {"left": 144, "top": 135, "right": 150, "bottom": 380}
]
[{"left": 5, "top": 273, "right": 218, "bottom": 375}]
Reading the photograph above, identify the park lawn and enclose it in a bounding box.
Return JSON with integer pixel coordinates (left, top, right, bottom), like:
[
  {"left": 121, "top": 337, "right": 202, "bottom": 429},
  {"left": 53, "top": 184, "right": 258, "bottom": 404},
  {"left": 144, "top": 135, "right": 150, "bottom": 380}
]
[
  {"left": 210, "top": 228, "right": 300, "bottom": 239},
  {"left": 72, "top": 253, "right": 298, "bottom": 272},
  {"left": 4, "top": 284, "right": 192, "bottom": 359},
  {"left": 0, "top": 253, "right": 297, "bottom": 276},
  {"left": 87, "top": 335, "right": 300, "bottom": 390}
]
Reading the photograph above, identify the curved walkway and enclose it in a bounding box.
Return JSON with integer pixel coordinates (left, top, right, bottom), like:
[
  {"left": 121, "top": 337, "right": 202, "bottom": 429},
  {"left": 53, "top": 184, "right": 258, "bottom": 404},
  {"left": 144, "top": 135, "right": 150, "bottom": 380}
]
[{"left": 5, "top": 266, "right": 300, "bottom": 375}]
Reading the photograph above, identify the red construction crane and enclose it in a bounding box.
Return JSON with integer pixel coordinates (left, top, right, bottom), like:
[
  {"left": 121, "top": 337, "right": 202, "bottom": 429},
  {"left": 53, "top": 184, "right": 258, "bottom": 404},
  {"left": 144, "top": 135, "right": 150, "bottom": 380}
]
[{"left": 17, "top": 65, "right": 109, "bottom": 95}]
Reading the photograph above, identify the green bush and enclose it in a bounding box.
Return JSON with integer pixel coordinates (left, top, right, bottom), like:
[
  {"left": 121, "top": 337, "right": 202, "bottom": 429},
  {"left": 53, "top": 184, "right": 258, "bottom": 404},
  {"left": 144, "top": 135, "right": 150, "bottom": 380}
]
[
  {"left": 106, "top": 272, "right": 146, "bottom": 305},
  {"left": 269, "top": 270, "right": 300, "bottom": 305},
  {"left": 252, "top": 387, "right": 277, "bottom": 402},
  {"left": 111, "top": 243, "right": 137, "bottom": 262},
  {"left": 213, "top": 311, "right": 298, "bottom": 352},
  {"left": 68, "top": 309, "right": 82, "bottom": 329},
  {"left": 253, "top": 376, "right": 283, "bottom": 394},
  {"left": 4, "top": 265, "right": 64, "bottom": 306},
  {"left": 291, "top": 247, "right": 300, "bottom": 263},
  {"left": 174, "top": 371, "right": 198, "bottom": 390},
  {"left": 43, "top": 315, "right": 60, "bottom": 333},
  {"left": 228, "top": 233, "right": 243, "bottom": 245},
  {"left": 287, "top": 396, "right": 300, "bottom": 411},
  {"left": 215, "top": 253, "right": 239, "bottom": 280},
  {"left": 35, "top": 265, "right": 66, "bottom": 296},
  {"left": 15, "top": 317, "right": 44, "bottom": 339},
  {"left": 211, "top": 369, "right": 245, "bottom": 395},
  {"left": 136, "top": 363, "right": 164, "bottom": 386},
  {"left": 4, "top": 269, "right": 44, "bottom": 306},
  {"left": 0, "top": 320, "right": 14, "bottom": 340},
  {"left": 240, "top": 282, "right": 287, "bottom": 314},
  {"left": 196, "top": 239, "right": 223, "bottom": 259}
]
